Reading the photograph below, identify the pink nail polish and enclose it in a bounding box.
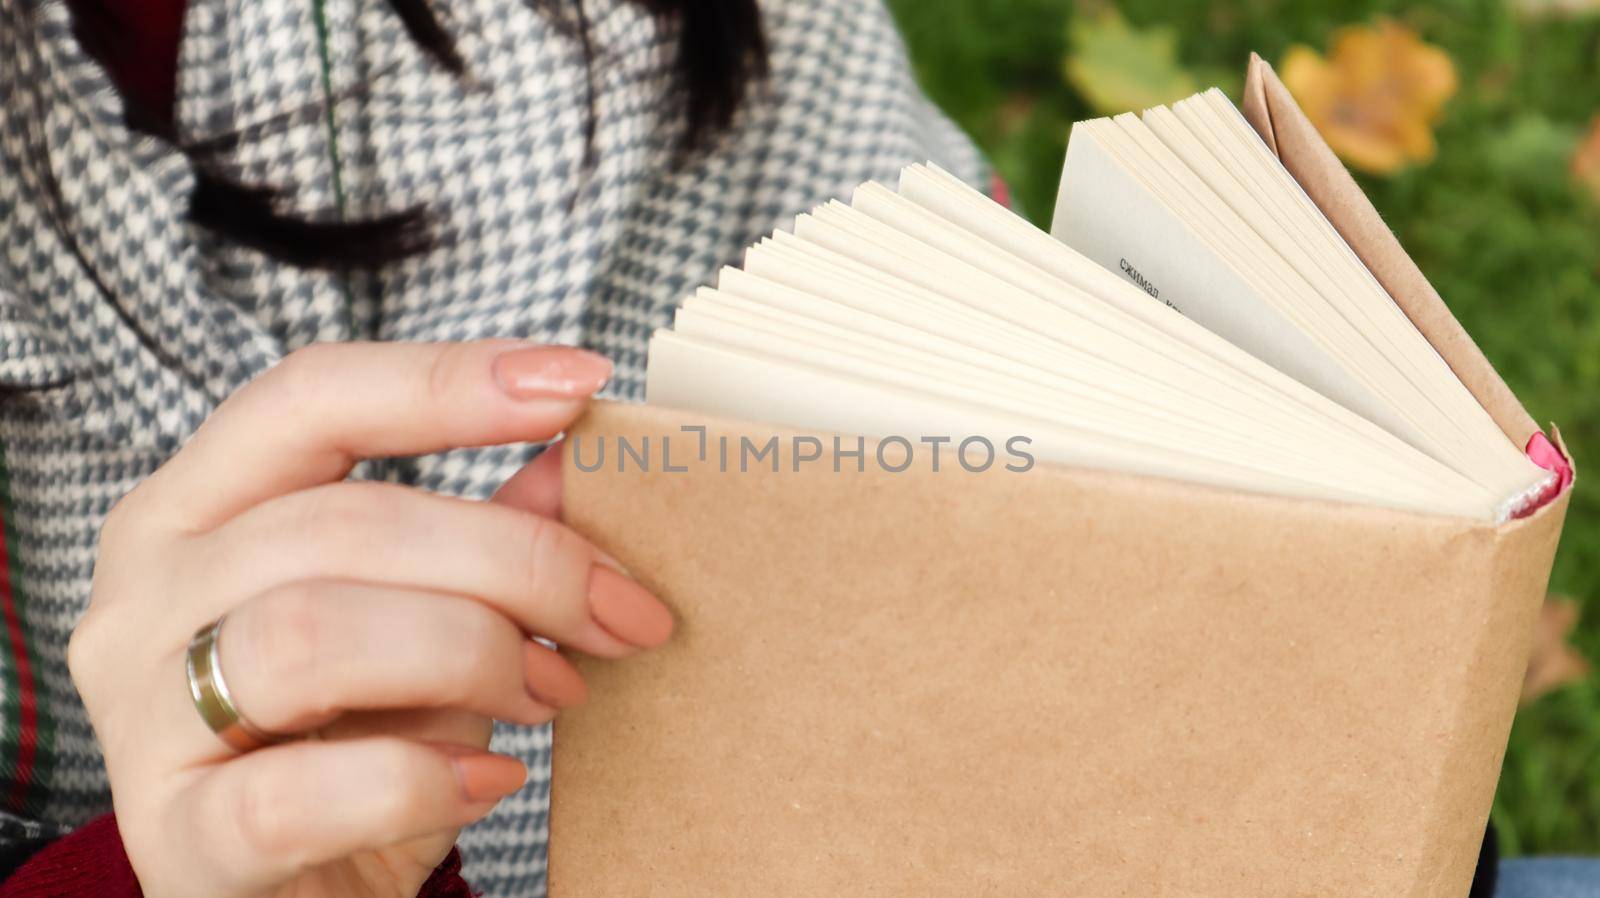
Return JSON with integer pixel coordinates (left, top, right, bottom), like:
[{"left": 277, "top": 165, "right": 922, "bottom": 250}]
[
  {"left": 587, "top": 565, "right": 675, "bottom": 649},
  {"left": 523, "top": 641, "right": 589, "bottom": 709},
  {"left": 452, "top": 752, "right": 529, "bottom": 802},
  {"left": 493, "top": 346, "right": 613, "bottom": 400}
]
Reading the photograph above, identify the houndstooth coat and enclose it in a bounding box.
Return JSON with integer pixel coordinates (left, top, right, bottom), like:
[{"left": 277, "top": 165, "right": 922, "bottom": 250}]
[{"left": 0, "top": 0, "right": 985, "bottom": 892}]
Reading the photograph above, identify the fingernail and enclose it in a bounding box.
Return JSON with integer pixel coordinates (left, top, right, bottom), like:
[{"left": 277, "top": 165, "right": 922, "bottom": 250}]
[
  {"left": 452, "top": 752, "right": 528, "bottom": 803},
  {"left": 493, "top": 346, "right": 612, "bottom": 400},
  {"left": 587, "top": 565, "right": 674, "bottom": 649},
  {"left": 524, "top": 641, "right": 589, "bottom": 708}
]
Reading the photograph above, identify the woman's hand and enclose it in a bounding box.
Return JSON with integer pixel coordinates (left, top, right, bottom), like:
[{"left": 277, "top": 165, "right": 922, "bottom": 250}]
[{"left": 68, "top": 340, "right": 671, "bottom": 898}]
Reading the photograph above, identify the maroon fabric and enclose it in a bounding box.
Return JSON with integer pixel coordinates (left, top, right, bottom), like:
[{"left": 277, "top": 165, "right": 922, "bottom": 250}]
[
  {"left": 0, "top": 813, "right": 475, "bottom": 897},
  {"left": 64, "top": 0, "right": 186, "bottom": 128},
  {"left": 0, "top": 816, "right": 140, "bottom": 898}
]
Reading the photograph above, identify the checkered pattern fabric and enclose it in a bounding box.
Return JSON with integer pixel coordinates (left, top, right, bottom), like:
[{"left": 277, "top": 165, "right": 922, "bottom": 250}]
[{"left": 0, "top": 0, "right": 985, "bottom": 893}]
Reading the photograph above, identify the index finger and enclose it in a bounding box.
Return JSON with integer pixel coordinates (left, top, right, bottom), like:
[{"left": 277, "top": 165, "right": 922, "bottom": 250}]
[{"left": 145, "top": 340, "right": 610, "bottom": 532}]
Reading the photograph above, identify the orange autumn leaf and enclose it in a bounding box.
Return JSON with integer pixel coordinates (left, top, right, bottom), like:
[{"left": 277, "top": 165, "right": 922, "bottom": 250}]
[
  {"left": 1522, "top": 595, "right": 1592, "bottom": 705},
  {"left": 1573, "top": 116, "right": 1600, "bottom": 204},
  {"left": 1280, "top": 20, "right": 1458, "bottom": 175}
]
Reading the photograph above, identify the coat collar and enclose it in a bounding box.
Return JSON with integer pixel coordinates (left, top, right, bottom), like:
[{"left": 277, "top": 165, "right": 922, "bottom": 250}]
[
  {"left": 1, "top": 0, "right": 663, "bottom": 453},
  {"left": 1, "top": 0, "right": 283, "bottom": 453}
]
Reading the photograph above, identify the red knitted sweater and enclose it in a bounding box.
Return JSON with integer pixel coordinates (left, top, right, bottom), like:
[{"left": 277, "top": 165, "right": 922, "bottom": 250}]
[{"left": 0, "top": 814, "right": 475, "bottom": 896}]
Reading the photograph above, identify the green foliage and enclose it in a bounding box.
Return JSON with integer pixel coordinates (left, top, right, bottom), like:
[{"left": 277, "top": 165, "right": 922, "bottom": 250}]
[{"left": 886, "top": 0, "right": 1600, "bottom": 854}]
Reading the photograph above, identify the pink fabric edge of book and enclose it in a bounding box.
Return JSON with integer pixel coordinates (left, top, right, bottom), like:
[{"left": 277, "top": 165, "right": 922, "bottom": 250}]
[{"left": 1519, "top": 434, "right": 1574, "bottom": 519}]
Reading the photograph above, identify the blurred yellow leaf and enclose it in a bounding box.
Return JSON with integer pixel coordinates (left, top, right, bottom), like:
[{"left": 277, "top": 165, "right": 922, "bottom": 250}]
[
  {"left": 1280, "top": 20, "right": 1458, "bottom": 175},
  {"left": 1064, "top": 8, "right": 1198, "bottom": 115},
  {"left": 1573, "top": 116, "right": 1600, "bottom": 204},
  {"left": 1522, "top": 595, "right": 1592, "bottom": 705}
]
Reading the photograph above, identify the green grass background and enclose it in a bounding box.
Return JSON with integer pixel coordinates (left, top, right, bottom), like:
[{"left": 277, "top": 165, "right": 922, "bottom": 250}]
[{"left": 885, "top": 0, "right": 1600, "bottom": 855}]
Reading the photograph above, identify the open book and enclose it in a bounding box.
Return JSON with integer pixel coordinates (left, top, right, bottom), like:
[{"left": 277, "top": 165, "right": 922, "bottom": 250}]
[
  {"left": 644, "top": 89, "right": 1553, "bottom": 522},
  {"left": 553, "top": 63, "right": 1573, "bottom": 898}
]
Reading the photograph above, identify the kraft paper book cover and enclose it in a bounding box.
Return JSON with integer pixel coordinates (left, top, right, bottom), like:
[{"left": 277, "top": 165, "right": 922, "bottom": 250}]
[{"left": 547, "top": 55, "right": 1574, "bottom": 897}]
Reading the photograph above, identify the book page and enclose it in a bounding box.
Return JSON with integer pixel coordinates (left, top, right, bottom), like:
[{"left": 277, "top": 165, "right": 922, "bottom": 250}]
[
  {"left": 1050, "top": 125, "right": 1426, "bottom": 448},
  {"left": 641, "top": 149, "right": 1529, "bottom": 520}
]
